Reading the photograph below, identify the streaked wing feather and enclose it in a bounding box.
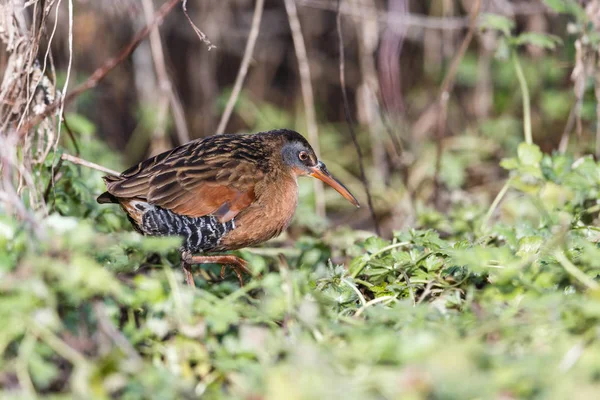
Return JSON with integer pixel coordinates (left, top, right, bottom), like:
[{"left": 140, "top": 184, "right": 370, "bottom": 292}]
[{"left": 105, "top": 137, "right": 264, "bottom": 221}]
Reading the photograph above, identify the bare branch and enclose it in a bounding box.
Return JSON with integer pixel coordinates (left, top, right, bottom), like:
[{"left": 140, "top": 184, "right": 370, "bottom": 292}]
[
  {"left": 215, "top": 0, "right": 265, "bottom": 135},
  {"left": 60, "top": 153, "right": 120, "bottom": 176},
  {"left": 432, "top": 0, "right": 481, "bottom": 206},
  {"left": 93, "top": 302, "right": 143, "bottom": 366},
  {"left": 336, "top": 0, "right": 380, "bottom": 235},
  {"left": 284, "top": 0, "right": 325, "bottom": 217},
  {"left": 18, "top": 0, "right": 182, "bottom": 136},
  {"left": 182, "top": 0, "right": 216, "bottom": 51},
  {"left": 142, "top": 0, "right": 174, "bottom": 154}
]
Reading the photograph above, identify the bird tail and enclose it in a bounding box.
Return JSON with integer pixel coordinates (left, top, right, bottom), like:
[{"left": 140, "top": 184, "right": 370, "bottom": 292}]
[{"left": 97, "top": 191, "right": 118, "bottom": 204}]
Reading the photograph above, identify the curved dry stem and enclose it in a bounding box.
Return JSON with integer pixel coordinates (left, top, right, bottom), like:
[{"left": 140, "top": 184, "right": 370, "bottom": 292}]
[
  {"left": 336, "top": 0, "right": 380, "bottom": 236},
  {"left": 215, "top": 0, "right": 265, "bottom": 135},
  {"left": 284, "top": 0, "right": 325, "bottom": 217}
]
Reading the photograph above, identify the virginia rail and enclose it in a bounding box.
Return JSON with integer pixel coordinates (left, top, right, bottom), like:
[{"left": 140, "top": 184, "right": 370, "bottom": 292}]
[{"left": 98, "top": 129, "right": 360, "bottom": 287}]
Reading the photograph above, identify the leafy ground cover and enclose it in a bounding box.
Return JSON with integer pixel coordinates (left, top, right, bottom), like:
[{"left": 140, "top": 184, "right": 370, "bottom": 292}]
[
  {"left": 2, "top": 131, "right": 600, "bottom": 399},
  {"left": 3, "top": 4, "right": 600, "bottom": 399}
]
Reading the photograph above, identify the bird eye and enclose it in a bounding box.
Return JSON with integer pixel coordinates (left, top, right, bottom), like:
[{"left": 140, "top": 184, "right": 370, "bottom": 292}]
[{"left": 299, "top": 151, "right": 309, "bottom": 162}]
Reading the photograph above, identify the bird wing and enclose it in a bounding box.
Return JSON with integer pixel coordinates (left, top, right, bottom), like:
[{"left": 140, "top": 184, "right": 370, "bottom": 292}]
[{"left": 103, "top": 137, "right": 263, "bottom": 222}]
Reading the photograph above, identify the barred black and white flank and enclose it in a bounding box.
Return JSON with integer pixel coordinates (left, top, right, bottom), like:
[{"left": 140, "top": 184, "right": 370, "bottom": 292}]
[{"left": 125, "top": 200, "right": 235, "bottom": 253}]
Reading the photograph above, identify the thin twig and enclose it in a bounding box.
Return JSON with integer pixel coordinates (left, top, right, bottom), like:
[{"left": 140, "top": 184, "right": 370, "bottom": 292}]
[
  {"left": 93, "top": 302, "right": 143, "bottom": 365},
  {"left": 481, "top": 179, "right": 511, "bottom": 231},
  {"left": 18, "top": 0, "right": 182, "bottom": 135},
  {"left": 354, "top": 295, "right": 396, "bottom": 317},
  {"left": 44, "top": 155, "right": 63, "bottom": 202},
  {"left": 342, "top": 278, "right": 367, "bottom": 306},
  {"left": 215, "top": 0, "right": 265, "bottom": 135},
  {"left": 62, "top": 115, "right": 81, "bottom": 155},
  {"left": 169, "top": 90, "right": 190, "bottom": 144},
  {"left": 595, "top": 72, "right": 600, "bottom": 158},
  {"left": 143, "top": 0, "right": 190, "bottom": 145},
  {"left": 336, "top": 0, "right": 380, "bottom": 236},
  {"left": 558, "top": 102, "right": 577, "bottom": 153},
  {"left": 432, "top": 0, "right": 481, "bottom": 204},
  {"left": 416, "top": 280, "right": 435, "bottom": 305},
  {"left": 350, "top": 241, "right": 410, "bottom": 278},
  {"left": 14, "top": 0, "right": 59, "bottom": 131},
  {"left": 284, "top": 0, "right": 325, "bottom": 217},
  {"left": 49, "top": 0, "right": 74, "bottom": 201},
  {"left": 142, "top": 0, "right": 173, "bottom": 154},
  {"left": 356, "top": 0, "right": 395, "bottom": 185},
  {"left": 182, "top": 0, "right": 216, "bottom": 50},
  {"left": 56, "top": 0, "right": 73, "bottom": 143},
  {"left": 60, "top": 153, "right": 120, "bottom": 176}
]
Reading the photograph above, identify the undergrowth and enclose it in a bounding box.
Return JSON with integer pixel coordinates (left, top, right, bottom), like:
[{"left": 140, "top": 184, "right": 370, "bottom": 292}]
[
  {"left": 3, "top": 2, "right": 600, "bottom": 399},
  {"left": 2, "top": 130, "right": 600, "bottom": 399}
]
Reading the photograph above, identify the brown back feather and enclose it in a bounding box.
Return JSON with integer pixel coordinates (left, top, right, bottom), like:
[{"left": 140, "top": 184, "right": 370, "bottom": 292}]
[{"left": 101, "top": 133, "right": 277, "bottom": 222}]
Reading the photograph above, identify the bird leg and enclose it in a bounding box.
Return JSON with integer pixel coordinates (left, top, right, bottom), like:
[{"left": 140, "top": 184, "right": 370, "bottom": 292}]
[
  {"left": 181, "top": 252, "right": 251, "bottom": 287},
  {"left": 181, "top": 258, "right": 196, "bottom": 287}
]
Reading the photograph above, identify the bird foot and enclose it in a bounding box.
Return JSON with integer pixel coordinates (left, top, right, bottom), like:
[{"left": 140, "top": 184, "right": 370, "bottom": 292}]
[
  {"left": 181, "top": 252, "right": 251, "bottom": 287},
  {"left": 219, "top": 260, "right": 251, "bottom": 287}
]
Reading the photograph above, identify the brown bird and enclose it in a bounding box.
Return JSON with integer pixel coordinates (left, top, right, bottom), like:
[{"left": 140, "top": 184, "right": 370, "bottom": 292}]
[{"left": 97, "top": 129, "right": 359, "bottom": 287}]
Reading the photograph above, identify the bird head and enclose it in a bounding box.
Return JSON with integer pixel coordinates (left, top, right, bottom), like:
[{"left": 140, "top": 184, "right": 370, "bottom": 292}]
[{"left": 278, "top": 130, "right": 360, "bottom": 208}]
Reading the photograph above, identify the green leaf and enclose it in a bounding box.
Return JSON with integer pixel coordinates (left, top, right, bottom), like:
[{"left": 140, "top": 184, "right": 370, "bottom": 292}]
[
  {"left": 500, "top": 157, "right": 519, "bottom": 170},
  {"left": 363, "top": 236, "right": 391, "bottom": 253},
  {"left": 480, "top": 14, "right": 515, "bottom": 36},
  {"left": 543, "top": 0, "right": 586, "bottom": 19},
  {"left": 517, "top": 143, "right": 543, "bottom": 166},
  {"left": 514, "top": 32, "right": 562, "bottom": 50},
  {"left": 64, "top": 112, "right": 96, "bottom": 136},
  {"left": 543, "top": 0, "right": 569, "bottom": 12},
  {"left": 516, "top": 236, "right": 544, "bottom": 257}
]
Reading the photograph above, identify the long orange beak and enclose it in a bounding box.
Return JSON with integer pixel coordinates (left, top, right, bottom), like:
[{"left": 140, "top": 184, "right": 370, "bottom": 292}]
[{"left": 309, "top": 162, "right": 360, "bottom": 208}]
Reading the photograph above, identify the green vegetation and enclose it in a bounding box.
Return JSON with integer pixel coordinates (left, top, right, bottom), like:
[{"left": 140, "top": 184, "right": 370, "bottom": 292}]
[
  {"left": 4, "top": 1, "right": 600, "bottom": 399},
  {"left": 4, "top": 106, "right": 600, "bottom": 398}
]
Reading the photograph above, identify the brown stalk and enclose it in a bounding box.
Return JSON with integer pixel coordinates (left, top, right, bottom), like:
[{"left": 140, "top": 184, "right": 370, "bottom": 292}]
[
  {"left": 93, "top": 302, "right": 143, "bottom": 366},
  {"left": 18, "top": 0, "right": 182, "bottom": 136},
  {"left": 142, "top": 0, "right": 173, "bottom": 155},
  {"left": 215, "top": 0, "right": 265, "bottom": 135},
  {"left": 142, "top": 0, "right": 190, "bottom": 147},
  {"left": 60, "top": 153, "right": 120, "bottom": 176},
  {"left": 283, "top": 0, "right": 325, "bottom": 218},
  {"left": 336, "top": 0, "right": 380, "bottom": 236},
  {"left": 432, "top": 0, "right": 481, "bottom": 206},
  {"left": 182, "top": 0, "right": 217, "bottom": 51}
]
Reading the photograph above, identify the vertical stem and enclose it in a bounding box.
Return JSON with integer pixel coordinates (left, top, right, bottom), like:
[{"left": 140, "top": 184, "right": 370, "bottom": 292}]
[
  {"left": 142, "top": 0, "right": 190, "bottom": 146},
  {"left": 284, "top": 0, "right": 325, "bottom": 217},
  {"left": 141, "top": 0, "right": 171, "bottom": 155},
  {"left": 337, "top": 0, "right": 381, "bottom": 235},
  {"left": 594, "top": 73, "right": 600, "bottom": 158},
  {"left": 432, "top": 0, "right": 481, "bottom": 205},
  {"left": 481, "top": 179, "right": 511, "bottom": 231},
  {"left": 216, "top": 0, "right": 265, "bottom": 135},
  {"left": 511, "top": 50, "right": 533, "bottom": 145}
]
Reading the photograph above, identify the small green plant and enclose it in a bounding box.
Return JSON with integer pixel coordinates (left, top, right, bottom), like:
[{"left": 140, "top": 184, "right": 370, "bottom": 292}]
[{"left": 481, "top": 13, "right": 562, "bottom": 145}]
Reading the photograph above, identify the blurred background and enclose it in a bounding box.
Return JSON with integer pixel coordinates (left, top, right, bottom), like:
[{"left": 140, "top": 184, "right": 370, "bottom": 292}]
[{"left": 1, "top": 0, "right": 596, "bottom": 236}]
